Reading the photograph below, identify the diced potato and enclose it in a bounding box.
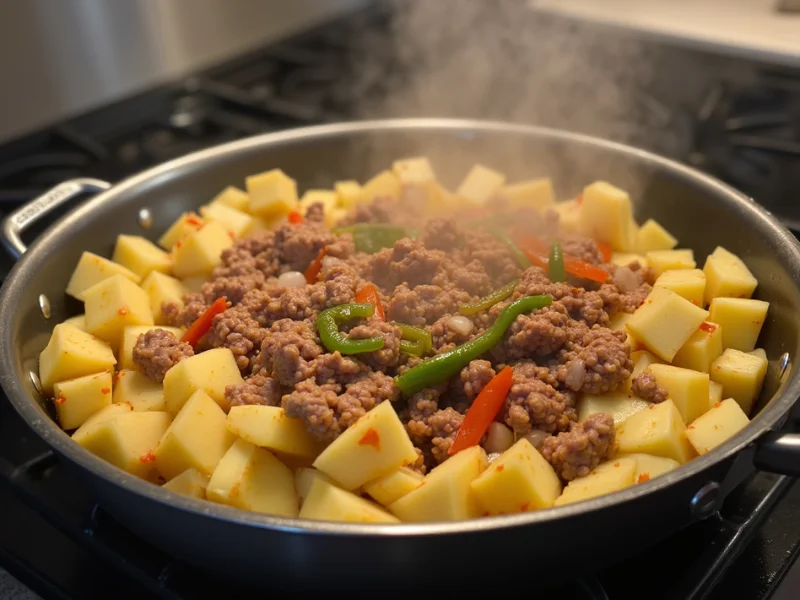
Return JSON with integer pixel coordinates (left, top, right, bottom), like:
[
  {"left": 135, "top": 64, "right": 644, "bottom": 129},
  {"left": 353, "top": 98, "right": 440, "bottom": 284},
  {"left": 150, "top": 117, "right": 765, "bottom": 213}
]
[
  {"left": 65, "top": 251, "right": 141, "bottom": 301},
  {"left": 180, "top": 276, "right": 206, "bottom": 294},
  {"left": 313, "top": 401, "right": 417, "bottom": 490},
  {"left": 246, "top": 169, "right": 298, "bottom": 218},
  {"left": 456, "top": 164, "right": 506, "bottom": 205},
  {"left": 207, "top": 439, "right": 298, "bottom": 517},
  {"left": 710, "top": 349, "right": 767, "bottom": 415},
  {"left": 471, "top": 439, "right": 562, "bottom": 514},
  {"left": 553, "top": 458, "right": 637, "bottom": 507},
  {"left": 686, "top": 398, "right": 750, "bottom": 455},
  {"left": 83, "top": 275, "right": 153, "bottom": 348},
  {"left": 334, "top": 180, "right": 361, "bottom": 209},
  {"left": 611, "top": 252, "right": 648, "bottom": 268},
  {"left": 703, "top": 246, "right": 758, "bottom": 304},
  {"left": 553, "top": 199, "right": 581, "bottom": 234},
  {"left": 211, "top": 186, "right": 250, "bottom": 213},
  {"left": 295, "top": 467, "right": 336, "bottom": 503},
  {"left": 579, "top": 181, "right": 635, "bottom": 251},
  {"left": 392, "top": 156, "right": 436, "bottom": 183},
  {"left": 172, "top": 221, "right": 234, "bottom": 279},
  {"left": 577, "top": 392, "right": 649, "bottom": 426},
  {"left": 300, "top": 478, "right": 398, "bottom": 523},
  {"left": 328, "top": 207, "right": 348, "bottom": 226},
  {"left": 363, "top": 467, "right": 424, "bottom": 507},
  {"left": 162, "top": 468, "right": 209, "bottom": 499},
  {"left": 617, "top": 453, "right": 680, "bottom": 483},
  {"left": 53, "top": 371, "right": 113, "bottom": 430},
  {"left": 39, "top": 323, "right": 117, "bottom": 394},
  {"left": 162, "top": 347, "right": 244, "bottom": 415},
  {"left": 616, "top": 399, "right": 696, "bottom": 464},
  {"left": 646, "top": 249, "right": 696, "bottom": 277},
  {"left": 71, "top": 402, "right": 133, "bottom": 446},
  {"left": 636, "top": 219, "right": 678, "bottom": 253},
  {"left": 627, "top": 286, "right": 709, "bottom": 362},
  {"left": 709, "top": 380, "right": 723, "bottom": 410},
  {"left": 112, "top": 370, "right": 165, "bottom": 412},
  {"left": 497, "top": 178, "right": 555, "bottom": 212},
  {"left": 141, "top": 271, "right": 186, "bottom": 325},
  {"left": 749, "top": 348, "right": 767, "bottom": 361},
  {"left": 654, "top": 269, "right": 706, "bottom": 306},
  {"left": 227, "top": 405, "right": 323, "bottom": 459},
  {"left": 360, "top": 170, "right": 402, "bottom": 203},
  {"left": 200, "top": 202, "right": 254, "bottom": 238},
  {"left": 299, "top": 189, "right": 339, "bottom": 226},
  {"left": 112, "top": 235, "right": 173, "bottom": 279},
  {"left": 63, "top": 314, "right": 87, "bottom": 331},
  {"left": 708, "top": 298, "right": 769, "bottom": 352},
  {"left": 673, "top": 322, "right": 723, "bottom": 373},
  {"left": 646, "top": 364, "right": 710, "bottom": 424},
  {"left": 621, "top": 350, "right": 662, "bottom": 393},
  {"left": 80, "top": 411, "right": 171, "bottom": 481},
  {"left": 119, "top": 325, "right": 183, "bottom": 370},
  {"left": 157, "top": 212, "right": 204, "bottom": 250},
  {"left": 389, "top": 446, "right": 488, "bottom": 522},
  {"left": 607, "top": 312, "right": 635, "bottom": 348},
  {"left": 154, "top": 390, "right": 236, "bottom": 480}
]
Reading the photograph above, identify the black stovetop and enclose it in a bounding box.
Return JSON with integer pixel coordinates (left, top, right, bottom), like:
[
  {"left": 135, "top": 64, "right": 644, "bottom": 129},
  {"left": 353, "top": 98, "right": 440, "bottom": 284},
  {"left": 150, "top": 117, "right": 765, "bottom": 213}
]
[{"left": 2, "top": 2, "right": 800, "bottom": 599}]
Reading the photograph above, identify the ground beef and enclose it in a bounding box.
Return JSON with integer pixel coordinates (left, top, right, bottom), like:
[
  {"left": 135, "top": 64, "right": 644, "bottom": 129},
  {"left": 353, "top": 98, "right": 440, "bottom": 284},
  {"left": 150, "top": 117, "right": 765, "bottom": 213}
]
[
  {"left": 240, "top": 286, "right": 315, "bottom": 326},
  {"left": 515, "top": 269, "right": 609, "bottom": 326},
  {"left": 502, "top": 361, "right": 576, "bottom": 434},
  {"left": 205, "top": 306, "right": 266, "bottom": 372},
  {"left": 256, "top": 319, "right": 323, "bottom": 386},
  {"left": 504, "top": 304, "right": 571, "bottom": 359},
  {"left": 274, "top": 221, "right": 336, "bottom": 272},
  {"left": 433, "top": 259, "right": 492, "bottom": 297},
  {"left": 429, "top": 314, "right": 478, "bottom": 353},
  {"left": 460, "top": 360, "right": 496, "bottom": 400},
  {"left": 132, "top": 328, "right": 194, "bottom": 383},
  {"left": 556, "top": 326, "right": 633, "bottom": 394},
  {"left": 462, "top": 230, "right": 521, "bottom": 286},
  {"left": 598, "top": 281, "right": 652, "bottom": 315},
  {"left": 225, "top": 373, "right": 282, "bottom": 407},
  {"left": 631, "top": 372, "right": 668, "bottom": 403},
  {"left": 340, "top": 196, "right": 394, "bottom": 225},
  {"left": 200, "top": 272, "right": 266, "bottom": 306},
  {"left": 559, "top": 234, "right": 605, "bottom": 265},
  {"left": 309, "top": 263, "right": 359, "bottom": 308},
  {"left": 347, "top": 319, "right": 403, "bottom": 370},
  {"left": 305, "top": 202, "right": 326, "bottom": 223},
  {"left": 388, "top": 284, "right": 471, "bottom": 327},
  {"left": 161, "top": 293, "right": 208, "bottom": 329},
  {"left": 404, "top": 385, "right": 465, "bottom": 468},
  {"left": 311, "top": 352, "right": 369, "bottom": 385},
  {"left": 370, "top": 237, "right": 445, "bottom": 290},
  {"left": 217, "top": 233, "right": 280, "bottom": 279},
  {"left": 422, "top": 219, "right": 462, "bottom": 251},
  {"left": 541, "top": 413, "right": 616, "bottom": 481}
]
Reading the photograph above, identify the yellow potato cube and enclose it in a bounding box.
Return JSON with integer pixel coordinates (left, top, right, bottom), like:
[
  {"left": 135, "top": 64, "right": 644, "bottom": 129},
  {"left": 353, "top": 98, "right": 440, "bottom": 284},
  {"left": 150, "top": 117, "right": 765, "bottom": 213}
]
[
  {"left": 112, "top": 235, "right": 173, "bottom": 279},
  {"left": 708, "top": 297, "right": 769, "bottom": 352},
  {"left": 207, "top": 439, "right": 298, "bottom": 517},
  {"left": 200, "top": 202, "right": 254, "bottom": 238},
  {"left": 163, "top": 347, "right": 244, "bottom": 415},
  {"left": 389, "top": 446, "right": 488, "bottom": 522},
  {"left": 498, "top": 178, "right": 555, "bottom": 212},
  {"left": 360, "top": 170, "right": 402, "bottom": 203},
  {"left": 65, "top": 251, "right": 141, "bottom": 301},
  {"left": 627, "top": 286, "right": 709, "bottom": 362},
  {"left": 636, "top": 219, "right": 678, "bottom": 253},
  {"left": 673, "top": 322, "right": 723, "bottom": 373},
  {"left": 709, "top": 380, "right": 723, "bottom": 410},
  {"left": 172, "top": 221, "right": 234, "bottom": 279},
  {"left": 617, "top": 453, "right": 680, "bottom": 483},
  {"left": 616, "top": 399, "right": 696, "bottom": 464},
  {"left": 119, "top": 325, "right": 183, "bottom": 370},
  {"left": 579, "top": 181, "right": 635, "bottom": 251},
  {"left": 157, "top": 212, "right": 204, "bottom": 250},
  {"left": 154, "top": 390, "right": 236, "bottom": 480},
  {"left": 363, "top": 467, "right": 424, "bottom": 507},
  {"left": 646, "top": 249, "right": 696, "bottom": 277},
  {"left": 71, "top": 402, "right": 133, "bottom": 446},
  {"left": 226, "top": 405, "right": 323, "bottom": 459},
  {"left": 83, "top": 275, "right": 153, "bottom": 348},
  {"left": 295, "top": 467, "right": 336, "bottom": 503},
  {"left": 53, "top": 371, "right": 114, "bottom": 430},
  {"left": 710, "top": 349, "right": 767, "bottom": 415},
  {"left": 646, "top": 364, "right": 710, "bottom": 424},
  {"left": 553, "top": 199, "right": 581, "bottom": 234},
  {"left": 686, "top": 398, "right": 750, "bottom": 455},
  {"left": 80, "top": 411, "right": 171, "bottom": 481},
  {"left": 654, "top": 269, "right": 706, "bottom": 307},
  {"left": 300, "top": 478, "right": 398, "bottom": 523},
  {"left": 141, "top": 271, "right": 186, "bottom": 325},
  {"left": 611, "top": 252, "right": 648, "bottom": 268},
  {"left": 392, "top": 156, "right": 436, "bottom": 183},
  {"left": 313, "top": 401, "right": 417, "bottom": 490},
  {"left": 328, "top": 207, "right": 348, "bottom": 226},
  {"left": 63, "top": 314, "right": 87, "bottom": 331},
  {"left": 246, "top": 169, "right": 298, "bottom": 218},
  {"left": 455, "top": 164, "right": 506, "bottom": 206},
  {"left": 577, "top": 392, "right": 649, "bottom": 426},
  {"left": 112, "top": 370, "right": 165, "bottom": 412},
  {"left": 607, "top": 311, "right": 635, "bottom": 348},
  {"left": 553, "top": 458, "right": 637, "bottom": 507},
  {"left": 161, "top": 468, "right": 209, "bottom": 499},
  {"left": 299, "top": 189, "right": 339, "bottom": 226},
  {"left": 211, "top": 186, "right": 250, "bottom": 213},
  {"left": 334, "top": 180, "right": 362, "bottom": 209},
  {"left": 180, "top": 276, "right": 206, "bottom": 294},
  {"left": 39, "top": 323, "right": 117, "bottom": 394},
  {"left": 622, "top": 350, "right": 662, "bottom": 393},
  {"left": 471, "top": 439, "right": 562, "bottom": 514},
  {"left": 703, "top": 246, "right": 758, "bottom": 304}
]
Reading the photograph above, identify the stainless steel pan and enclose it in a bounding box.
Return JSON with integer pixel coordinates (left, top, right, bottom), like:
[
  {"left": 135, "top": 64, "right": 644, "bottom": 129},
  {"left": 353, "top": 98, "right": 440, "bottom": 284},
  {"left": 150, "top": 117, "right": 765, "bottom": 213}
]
[{"left": 2, "top": 119, "right": 800, "bottom": 591}]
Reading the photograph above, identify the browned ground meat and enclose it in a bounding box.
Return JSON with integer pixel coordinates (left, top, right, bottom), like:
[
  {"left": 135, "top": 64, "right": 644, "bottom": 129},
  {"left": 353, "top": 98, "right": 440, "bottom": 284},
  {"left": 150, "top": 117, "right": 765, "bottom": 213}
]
[
  {"left": 515, "top": 269, "right": 609, "bottom": 326},
  {"left": 429, "top": 314, "right": 480, "bottom": 353},
  {"left": 461, "top": 230, "right": 521, "bottom": 286},
  {"left": 388, "top": 284, "right": 472, "bottom": 327},
  {"left": 162, "top": 293, "right": 207, "bottom": 329},
  {"left": 555, "top": 326, "right": 633, "bottom": 394},
  {"left": 225, "top": 372, "right": 282, "bottom": 407},
  {"left": 502, "top": 361, "right": 577, "bottom": 434},
  {"left": 256, "top": 319, "right": 323, "bottom": 386},
  {"left": 370, "top": 238, "right": 445, "bottom": 290},
  {"left": 348, "top": 319, "right": 402, "bottom": 370},
  {"left": 460, "top": 360, "right": 496, "bottom": 400},
  {"left": 200, "top": 272, "right": 266, "bottom": 305},
  {"left": 205, "top": 305, "right": 267, "bottom": 372},
  {"left": 404, "top": 385, "right": 464, "bottom": 468},
  {"left": 541, "top": 413, "right": 616, "bottom": 481},
  {"left": 340, "top": 196, "right": 395, "bottom": 225},
  {"left": 422, "top": 219, "right": 462, "bottom": 251},
  {"left": 274, "top": 221, "right": 337, "bottom": 273},
  {"left": 504, "top": 304, "right": 571, "bottom": 359},
  {"left": 132, "top": 328, "right": 194, "bottom": 383},
  {"left": 559, "top": 234, "right": 604, "bottom": 265},
  {"left": 631, "top": 372, "right": 669, "bottom": 403}
]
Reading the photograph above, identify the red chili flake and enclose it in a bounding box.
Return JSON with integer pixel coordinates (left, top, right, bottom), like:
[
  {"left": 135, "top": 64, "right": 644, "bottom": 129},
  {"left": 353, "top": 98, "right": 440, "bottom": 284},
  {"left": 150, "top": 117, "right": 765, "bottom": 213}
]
[
  {"left": 699, "top": 322, "right": 717, "bottom": 333},
  {"left": 358, "top": 428, "right": 381, "bottom": 450},
  {"left": 185, "top": 215, "right": 203, "bottom": 227},
  {"left": 687, "top": 425, "right": 695, "bottom": 430},
  {"left": 288, "top": 210, "right": 304, "bottom": 225},
  {"left": 228, "top": 230, "right": 236, "bottom": 240},
  {"left": 576, "top": 193, "right": 583, "bottom": 205},
  {"left": 101, "top": 387, "right": 111, "bottom": 395},
  {"left": 139, "top": 451, "right": 156, "bottom": 463},
  {"left": 614, "top": 462, "right": 621, "bottom": 468},
  {"left": 118, "top": 306, "right": 129, "bottom": 316},
  {"left": 714, "top": 401, "right": 723, "bottom": 408},
  {"left": 637, "top": 473, "right": 651, "bottom": 484},
  {"left": 648, "top": 404, "right": 656, "bottom": 410},
  {"left": 495, "top": 465, "right": 505, "bottom": 472},
  {"left": 175, "top": 240, "right": 183, "bottom": 249},
  {"left": 520, "top": 503, "right": 530, "bottom": 512},
  {"left": 713, "top": 425, "right": 719, "bottom": 430},
  {"left": 54, "top": 395, "right": 67, "bottom": 405},
  {"left": 113, "top": 371, "right": 126, "bottom": 384}
]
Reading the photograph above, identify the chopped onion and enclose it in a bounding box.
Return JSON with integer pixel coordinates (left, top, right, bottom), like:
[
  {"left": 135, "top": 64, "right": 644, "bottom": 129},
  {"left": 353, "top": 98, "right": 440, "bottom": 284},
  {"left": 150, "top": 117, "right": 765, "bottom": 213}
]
[
  {"left": 446, "top": 315, "right": 474, "bottom": 337},
  {"left": 321, "top": 255, "right": 343, "bottom": 276},
  {"left": 487, "top": 452, "right": 502, "bottom": 464},
  {"left": 277, "top": 271, "right": 307, "bottom": 288},
  {"left": 523, "top": 429, "right": 550, "bottom": 450},
  {"left": 564, "top": 358, "right": 586, "bottom": 391},
  {"left": 484, "top": 422, "right": 514, "bottom": 454},
  {"left": 613, "top": 266, "right": 639, "bottom": 294}
]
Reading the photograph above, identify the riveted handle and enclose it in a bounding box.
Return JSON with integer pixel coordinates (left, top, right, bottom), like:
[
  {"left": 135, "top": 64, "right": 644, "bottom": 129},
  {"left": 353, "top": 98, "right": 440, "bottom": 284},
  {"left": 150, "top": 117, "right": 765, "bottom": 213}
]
[
  {"left": 754, "top": 432, "right": 800, "bottom": 476},
  {"left": 1, "top": 178, "right": 111, "bottom": 259}
]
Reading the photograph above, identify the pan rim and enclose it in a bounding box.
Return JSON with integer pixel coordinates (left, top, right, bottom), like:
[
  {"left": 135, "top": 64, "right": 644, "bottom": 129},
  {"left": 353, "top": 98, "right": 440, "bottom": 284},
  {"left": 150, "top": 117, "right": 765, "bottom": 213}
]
[{"left": 1, "top": 117, "right": 798, "bottom": 536}]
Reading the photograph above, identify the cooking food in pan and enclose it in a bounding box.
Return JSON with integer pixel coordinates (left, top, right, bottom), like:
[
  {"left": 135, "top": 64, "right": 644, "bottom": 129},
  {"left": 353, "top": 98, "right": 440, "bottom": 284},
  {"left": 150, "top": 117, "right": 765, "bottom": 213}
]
[{"left": 38, "top": 156, "right": 769, "bottom": 522}]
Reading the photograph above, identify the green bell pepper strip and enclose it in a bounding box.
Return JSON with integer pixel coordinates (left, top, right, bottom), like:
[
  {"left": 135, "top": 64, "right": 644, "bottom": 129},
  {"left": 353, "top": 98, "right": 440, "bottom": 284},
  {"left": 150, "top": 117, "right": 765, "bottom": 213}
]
[
  {"left": 458, "top": 279, "right": 520, "bottom": 315},
  {"left": 332, "top": 224, "right": 416, "bottom": 254},
  {"left": 394, "top": 294, "right": 553, "bottom": 396},
  {"left": 486, "top": 226, "right": 532, "bottom": 269},
  {"left": 549, "top": 241, "right": 566, "bottom": 283},
  {"left": 394, "top": 322, "right": 433, "bottom": 357},
  {"left": 316, "top": 303, "right": 384, "bottom": 355}
]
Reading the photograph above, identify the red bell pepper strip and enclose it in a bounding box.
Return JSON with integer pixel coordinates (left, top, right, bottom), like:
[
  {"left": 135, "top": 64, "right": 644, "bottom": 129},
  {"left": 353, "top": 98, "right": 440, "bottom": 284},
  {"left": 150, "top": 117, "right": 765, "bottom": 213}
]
[
  {"left": 304, "top": 248, "right": 327, "bottom": 283},
  {"left": 448, "top": 366, "right": 514, "bottom": 456},
  {"left": 597, "top": 242, "right": 613, "bottom": 263},
  {"left": 181, "top": 297, "right": 228, "bottom": 348},
  {"left": 563, "top": 255, "right": 610, "bottom": 283},
  {"left": 288, "top": 210, "right": 304, "bottom": 225},
  {"left": 355, "top": 283, "right": 385, "bottom": 321},
  {"left": 514, "top": 234, "right": 609, "bottom": 284}
]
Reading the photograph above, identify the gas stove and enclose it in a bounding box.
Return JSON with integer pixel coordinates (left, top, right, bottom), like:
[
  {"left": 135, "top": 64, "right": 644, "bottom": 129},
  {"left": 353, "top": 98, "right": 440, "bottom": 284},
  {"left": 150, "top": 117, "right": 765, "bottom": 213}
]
[{"left": 2, "top": 3, "right": 800, "bottom": 599}]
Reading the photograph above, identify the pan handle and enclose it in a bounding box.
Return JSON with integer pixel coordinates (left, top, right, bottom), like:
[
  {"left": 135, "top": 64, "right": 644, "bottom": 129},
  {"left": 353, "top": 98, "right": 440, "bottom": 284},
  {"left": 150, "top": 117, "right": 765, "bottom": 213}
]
[
  {"left": 753, "top": 432, "right": 800, "bottom": 476},
  {"left": 1, "top": 178, "right": 112, "bottom": 259}
]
